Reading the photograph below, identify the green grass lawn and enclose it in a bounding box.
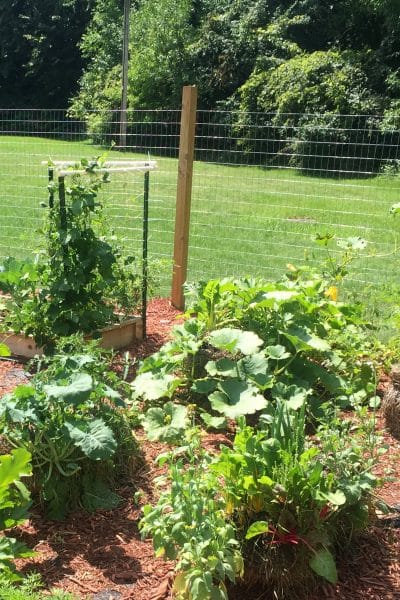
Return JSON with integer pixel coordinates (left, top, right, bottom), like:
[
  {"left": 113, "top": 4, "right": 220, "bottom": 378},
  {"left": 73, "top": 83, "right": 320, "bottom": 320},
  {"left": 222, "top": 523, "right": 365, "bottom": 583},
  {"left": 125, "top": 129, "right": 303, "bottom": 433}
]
[{"left": 1, "top": 135, "right": 400, "bottom": 302}]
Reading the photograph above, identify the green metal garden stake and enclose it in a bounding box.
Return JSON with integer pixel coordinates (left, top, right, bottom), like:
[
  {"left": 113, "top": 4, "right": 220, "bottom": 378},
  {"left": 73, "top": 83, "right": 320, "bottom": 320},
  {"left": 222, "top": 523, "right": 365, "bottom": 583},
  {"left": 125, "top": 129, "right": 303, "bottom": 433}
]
[
  {"left": 58, "top": 175, "right": 68, "bottom": 272},
  {"left": 142, "top": 170, "right": 149, "bottom": 338},
  {"left": 48, "top": 167, "right": 54, "bottom": 209}
]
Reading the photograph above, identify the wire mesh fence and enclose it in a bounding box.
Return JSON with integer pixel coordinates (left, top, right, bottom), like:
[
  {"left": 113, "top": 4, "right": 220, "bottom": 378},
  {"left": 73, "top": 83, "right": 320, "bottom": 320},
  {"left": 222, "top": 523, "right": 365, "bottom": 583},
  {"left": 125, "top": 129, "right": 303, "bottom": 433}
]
[
  {"left": 0, "top": 108, "right": 400, "bottom": 303},
  {"left": 0, "top": 109, "right": 179, "bottom": 294},
  {"left": 189, "top": 110, "right": 400, "bottom": 299}
]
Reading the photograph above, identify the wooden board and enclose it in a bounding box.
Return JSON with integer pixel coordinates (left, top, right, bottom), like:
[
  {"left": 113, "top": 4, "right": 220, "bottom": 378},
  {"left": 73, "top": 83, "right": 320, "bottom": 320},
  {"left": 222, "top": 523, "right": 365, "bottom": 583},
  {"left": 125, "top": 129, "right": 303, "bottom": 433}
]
[{"left": 0, "top": 316, "right": 143, "bottom": 358}]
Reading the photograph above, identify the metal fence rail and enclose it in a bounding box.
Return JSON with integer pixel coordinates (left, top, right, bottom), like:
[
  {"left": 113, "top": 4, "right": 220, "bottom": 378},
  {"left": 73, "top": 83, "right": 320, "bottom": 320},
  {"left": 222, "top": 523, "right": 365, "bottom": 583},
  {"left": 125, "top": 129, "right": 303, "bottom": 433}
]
[{"left": 0, "top": 108, "right": 400, "bottom": 301}]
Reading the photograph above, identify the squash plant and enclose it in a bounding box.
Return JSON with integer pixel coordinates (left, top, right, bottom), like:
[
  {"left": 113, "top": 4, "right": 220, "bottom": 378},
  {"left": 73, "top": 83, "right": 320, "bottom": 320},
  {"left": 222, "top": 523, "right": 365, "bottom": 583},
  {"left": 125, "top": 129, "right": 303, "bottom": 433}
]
[
  {"left": 132, "top": 271, "right": 377, "bottom": 435},
  {"left": 0, "top": 159, "right": 142, "bottom": 346}
]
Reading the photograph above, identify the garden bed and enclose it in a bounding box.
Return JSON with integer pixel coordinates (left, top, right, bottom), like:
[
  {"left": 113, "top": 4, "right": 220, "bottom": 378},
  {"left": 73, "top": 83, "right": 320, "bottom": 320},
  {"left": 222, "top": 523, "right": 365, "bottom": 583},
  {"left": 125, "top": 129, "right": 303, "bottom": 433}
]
[
  {"left": 0, "top": 316, "right": 143, "bottom": 358},
  {"left": 0, "top": 298, "right": 399, "bottom": 600}
]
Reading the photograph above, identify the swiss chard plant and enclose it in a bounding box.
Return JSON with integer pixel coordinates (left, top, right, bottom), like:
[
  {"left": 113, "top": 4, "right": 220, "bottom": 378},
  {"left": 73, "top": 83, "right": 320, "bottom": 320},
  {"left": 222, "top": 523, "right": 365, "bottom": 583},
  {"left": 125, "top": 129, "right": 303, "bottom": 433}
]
[
  {"left": 212, "top": 405, "right": 381, "bottom": 590},
  {"left": 0, "top": 344, "right": 139, "bottom": 519},
  {"left": 140, "top": 403, "right": 382, "bottom": 599}
]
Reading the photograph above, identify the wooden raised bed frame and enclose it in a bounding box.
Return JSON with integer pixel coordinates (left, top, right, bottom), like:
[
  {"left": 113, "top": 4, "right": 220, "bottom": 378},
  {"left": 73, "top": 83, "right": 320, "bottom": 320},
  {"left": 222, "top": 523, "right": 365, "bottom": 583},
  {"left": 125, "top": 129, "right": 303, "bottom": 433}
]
[{"left": 0, "top": 316, "right": 143, "bottom": 359}]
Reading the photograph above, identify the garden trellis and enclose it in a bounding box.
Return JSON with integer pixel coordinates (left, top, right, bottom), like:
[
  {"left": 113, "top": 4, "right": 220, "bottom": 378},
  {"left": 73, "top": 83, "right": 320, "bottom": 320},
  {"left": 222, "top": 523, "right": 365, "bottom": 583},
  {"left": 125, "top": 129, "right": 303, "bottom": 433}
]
[{"left": 42, "top": 159, "right": 157, "bottom": 338}]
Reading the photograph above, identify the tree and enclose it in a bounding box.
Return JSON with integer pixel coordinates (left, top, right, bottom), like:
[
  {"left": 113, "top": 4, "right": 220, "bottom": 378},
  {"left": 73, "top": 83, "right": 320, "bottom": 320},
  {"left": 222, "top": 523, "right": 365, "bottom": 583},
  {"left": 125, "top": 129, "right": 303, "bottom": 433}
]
[
  {"left": 69, "top": 0, "right": 124, "bottom": 118},
  {"left": 0, "top": 0, "right": 94, "bottom": 108}
]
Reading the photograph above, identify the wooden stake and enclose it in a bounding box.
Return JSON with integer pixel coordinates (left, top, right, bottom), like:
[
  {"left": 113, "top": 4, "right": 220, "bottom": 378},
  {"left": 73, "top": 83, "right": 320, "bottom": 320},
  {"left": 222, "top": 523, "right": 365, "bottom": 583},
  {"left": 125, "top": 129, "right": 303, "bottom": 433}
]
[{"left": 171, "top": 85, "right": 198, "bottom": 309}]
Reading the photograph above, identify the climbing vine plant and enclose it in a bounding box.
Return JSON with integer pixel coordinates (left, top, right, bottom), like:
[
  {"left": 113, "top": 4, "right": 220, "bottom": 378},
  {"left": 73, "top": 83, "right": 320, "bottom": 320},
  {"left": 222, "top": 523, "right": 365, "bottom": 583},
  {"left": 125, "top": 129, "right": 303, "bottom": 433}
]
[{"left": 0, "top": 159, "right": 142, "bottom": 346}]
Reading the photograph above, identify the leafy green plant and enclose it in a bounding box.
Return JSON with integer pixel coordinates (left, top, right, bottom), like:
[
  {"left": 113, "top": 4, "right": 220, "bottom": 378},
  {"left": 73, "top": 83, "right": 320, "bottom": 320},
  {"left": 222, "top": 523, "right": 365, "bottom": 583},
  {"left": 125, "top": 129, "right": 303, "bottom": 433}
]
[
  {"left": 142, "top": 401, "right": 189, "bottom": 443},
  {"left": 0, "top": 448, "right": 34, "bottom": 581},
  {"left": 140, "top": 435, "right": 243, "bottom": 600},
  {"left": 212, "top": 406, "right": 380, "bottom": 590},
  {"left": 141, "top": 404, "right": 382, "bottom": 598},
  {"left": 0, "top": 258, "right": 38, "bottom": 295},
  {"left": 313, "top": 233, "right": 368, "bottom": 284},
  {"left": 0, "top": 159, "right": 143, "bottom": 346},
  {"left": 0, "top": 345, "right": 139, "bottom": 519},
  {"left": 0, "top": 574, "right": 79, "bottom": 599},
  {"left": 132, "top": 269, "right": 377, "bottom": 428}
]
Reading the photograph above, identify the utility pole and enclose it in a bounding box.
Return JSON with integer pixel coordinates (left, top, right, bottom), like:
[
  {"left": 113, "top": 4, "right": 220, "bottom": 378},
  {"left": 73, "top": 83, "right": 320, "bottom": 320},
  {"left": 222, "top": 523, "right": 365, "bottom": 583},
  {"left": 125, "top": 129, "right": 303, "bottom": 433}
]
[{"left": 119, "top": 0, "right": 130, "bottom": 148}]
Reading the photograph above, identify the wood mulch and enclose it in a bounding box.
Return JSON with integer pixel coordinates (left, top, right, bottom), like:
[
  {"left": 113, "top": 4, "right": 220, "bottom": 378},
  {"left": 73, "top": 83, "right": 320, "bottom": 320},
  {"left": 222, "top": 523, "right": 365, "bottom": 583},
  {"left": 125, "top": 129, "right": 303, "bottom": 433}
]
[{"left": 0, "top": 297, "right": 399, "bottom": 599}]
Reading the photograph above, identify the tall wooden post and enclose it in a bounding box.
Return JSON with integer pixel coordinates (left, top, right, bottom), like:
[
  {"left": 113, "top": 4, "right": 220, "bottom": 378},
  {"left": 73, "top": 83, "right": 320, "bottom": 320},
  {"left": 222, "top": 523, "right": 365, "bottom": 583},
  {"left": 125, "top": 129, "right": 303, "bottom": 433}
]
[{"left": 171, "top": 85, "right": 198, "bottom": 310}]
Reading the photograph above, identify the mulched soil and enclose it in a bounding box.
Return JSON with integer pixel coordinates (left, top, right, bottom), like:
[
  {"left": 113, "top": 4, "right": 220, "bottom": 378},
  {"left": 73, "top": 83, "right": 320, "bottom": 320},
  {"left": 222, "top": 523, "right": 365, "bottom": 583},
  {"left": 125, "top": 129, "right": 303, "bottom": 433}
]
[{"left": 0, "top": 297, "right": 399, "bottom": 599}]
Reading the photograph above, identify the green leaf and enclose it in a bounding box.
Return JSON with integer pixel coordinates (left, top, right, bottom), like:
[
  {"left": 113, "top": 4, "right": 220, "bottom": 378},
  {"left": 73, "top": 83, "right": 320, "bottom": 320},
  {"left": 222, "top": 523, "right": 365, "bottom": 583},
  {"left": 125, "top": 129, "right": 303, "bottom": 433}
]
[
  {"left": 319, "top": 490, "right": 347, "bottom": 506},
  {"left": 64, "top": 418, "right": 117, "bottom": 460},
  {"left": 209, "top": 379, "right": 268, "bottom": 419},
  {"left": 283, "top": 327, "right": 330, "bottom": 352},
  {"left": 206, "top": 358, "right": 237, "bottom": 377},
  {"left": 245, "top": 521, "right": 269, "bottom": 540},
  {"left": 273, "top": 383, "right": 310, "bottom": 409},
  {"left": 208, "top": 328, "right": 263, "bottom": 355},
  {"left": 131, "top": 372, "right": 180, "bottom": 401},
  {"left": 309, "top": 548, "right": 338, "bottom": 584},
  {"left": 265, "top": 345, "right": 291, "bottom": 360},
  {"left": 44, "top": 373, "right": 93, "bottom": 404},
  {"left": 390, "top": 202, "right": 400, "bottom": 216},
  {"left": 237, "top": 353, "right": 269, "bottom": 378},
  {"left": 0, "top": 449, "right": 31, "bottom": 493},
  {"left": 0, "top": 343, "right": 10, "bottom": 357},
  {"left": 369, "top": 395, "right": 381, "bottom": 409},
  {"left": 143, "top": 402, "right": 188, "bottom": 443},
  {"left": 81, "top": 476, "right": 121, "bottom": 512},
  {"left": 191, "top": 379, "right": 217, "bottom": 394},
  {"left": 252, "top": 372, "right": 275, "bottom": 390},
  {"left": 200, "top": 412, "right": 228, "bottom": 430},
  {"left": 13, "top": 385, "right": 35, "bottom": 400}
]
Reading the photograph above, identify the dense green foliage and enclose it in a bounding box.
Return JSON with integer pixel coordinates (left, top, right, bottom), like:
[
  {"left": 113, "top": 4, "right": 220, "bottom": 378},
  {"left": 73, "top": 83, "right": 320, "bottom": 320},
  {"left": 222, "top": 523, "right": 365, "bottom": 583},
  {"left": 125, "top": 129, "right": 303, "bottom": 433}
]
[
  {"left": 3, "top": 0, "right": 400, "bottom": 174},
  {"left": 3, "top": 0, "right": 400, "bottom": 121},
  {"left": 131, "top": 267, "right": 378, "bottom": 432},
  {"left": 137, "top": 267, "right": 385, "bottom": 597},
  {"left": 65, "top": 0, "right": 400, "bottom": 172},
  {"left": 0, "top": 341, "right": 139, "bottom": 519},
  {"left": 0, "top": 159, "right": 142, "bottom": 346},
  {"left": 140, "top": 408, "right": 382, "bottom": 598},
  {"left": 0, "top": 0, "right": 95, "bottom": 108},
  {"left": 70, "top": 0, "right": 400, "bottom": 117}
]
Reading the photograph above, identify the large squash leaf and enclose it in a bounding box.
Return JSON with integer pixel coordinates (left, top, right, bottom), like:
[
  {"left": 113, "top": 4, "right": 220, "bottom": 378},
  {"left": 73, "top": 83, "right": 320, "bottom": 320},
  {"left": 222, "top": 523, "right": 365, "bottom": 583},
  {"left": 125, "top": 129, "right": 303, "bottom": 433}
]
[
  {"left": 208, "top": 328, "right": 263, "bottom": 355},
  {"left": 309, "top": 547, "right": 337, "bottom": 584},
  {"left": 131, "top": 371, "right": 181, "bottom": 401},
  {"left": 143, "top": 402, "right": 188, "bottom": 443},
  {"left": 209, "top": 379, "right": 268, "bottom": 419}
]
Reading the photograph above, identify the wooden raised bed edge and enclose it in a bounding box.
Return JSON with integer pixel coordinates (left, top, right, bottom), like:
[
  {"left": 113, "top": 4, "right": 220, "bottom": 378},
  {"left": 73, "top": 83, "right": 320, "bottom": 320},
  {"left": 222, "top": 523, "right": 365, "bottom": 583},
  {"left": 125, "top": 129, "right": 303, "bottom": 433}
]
[{"left": 0, "top": 316, "right": 143, "bottom": 359}]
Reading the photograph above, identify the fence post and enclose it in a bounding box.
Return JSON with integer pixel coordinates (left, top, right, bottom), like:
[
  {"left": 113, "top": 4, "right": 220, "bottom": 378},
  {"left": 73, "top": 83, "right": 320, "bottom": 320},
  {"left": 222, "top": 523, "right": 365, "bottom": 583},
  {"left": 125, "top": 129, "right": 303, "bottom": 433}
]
[{"left": 171, "top": 85, "right": 198, "bottom": 310}]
